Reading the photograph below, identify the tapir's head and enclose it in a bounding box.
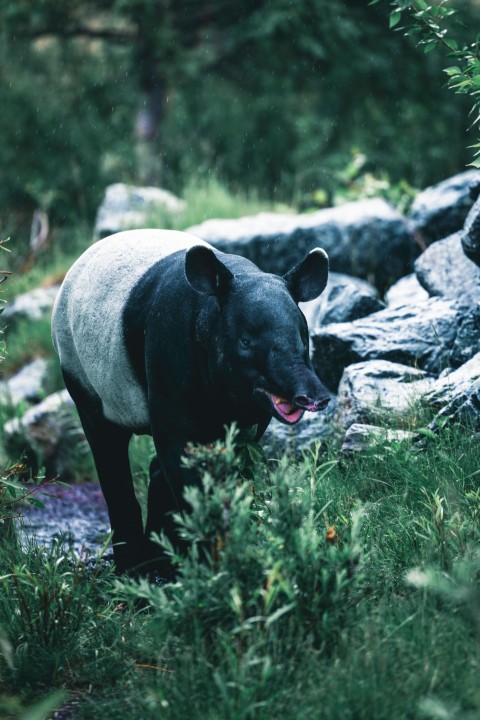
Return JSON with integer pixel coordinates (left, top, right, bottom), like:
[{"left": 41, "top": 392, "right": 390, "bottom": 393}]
[{"left": 184, "top": 246, "right": 331, "bottom": 425}]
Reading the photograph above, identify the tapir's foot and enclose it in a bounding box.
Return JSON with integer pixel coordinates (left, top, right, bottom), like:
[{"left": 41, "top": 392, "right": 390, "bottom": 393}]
[
  {"left": 113, "top": 539, "right": 176, "bottom": 583},
  {"left": 141, "top": 539, "right": 177, "bottom": 582}
]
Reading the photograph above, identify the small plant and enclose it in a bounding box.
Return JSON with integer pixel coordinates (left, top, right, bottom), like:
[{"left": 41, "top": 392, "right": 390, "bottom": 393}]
[
  {"left": 119, "top": 425, "right": 364, "bottom": 651},
  {"left": 0, "top": 237, "right": 11, "bottom": 372},
  {"left": 304, "top": 151, "right": 418, "bottom": 214},
  {"left": 0, "top": 531, "right": 129, "bottom": 690},
  {"left": 407, "top": 552, "right": 480, "bottom": 719},
  {"left": 413, "top": 486, "right": 472, "bottom": 571},
  {"left": 0, "top": 464, "right": 54, "bottom": 544}
]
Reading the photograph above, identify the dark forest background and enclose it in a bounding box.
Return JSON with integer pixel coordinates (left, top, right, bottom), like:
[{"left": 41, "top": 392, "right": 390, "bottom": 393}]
[{"left": 1, "top": 0, "right": 478, "bottom": 237}]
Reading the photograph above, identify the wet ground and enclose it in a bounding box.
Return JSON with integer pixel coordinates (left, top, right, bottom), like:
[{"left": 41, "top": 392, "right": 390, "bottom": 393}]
[{"left": 20, "top": 480, "right": 112, "bottom": 558}]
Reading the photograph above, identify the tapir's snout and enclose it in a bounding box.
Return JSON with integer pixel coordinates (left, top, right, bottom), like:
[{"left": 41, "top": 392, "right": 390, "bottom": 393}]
[
  {"left": 293, "top": 394, "right": 331, "bottom": 412},
  {"left": 256, "top": 364, "right": 331, "bottom": 425},
  {"left": 290, "top": 362, "right": 331, "bottom": 410}
]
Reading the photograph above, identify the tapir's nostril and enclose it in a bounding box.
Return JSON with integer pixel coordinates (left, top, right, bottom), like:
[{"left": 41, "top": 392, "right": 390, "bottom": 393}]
[
  {"left": 294, "top": 395, "right": 330, "bottom": 411},
  {"left": 294, "top": 395, "right": 311, "bottom": 407}
]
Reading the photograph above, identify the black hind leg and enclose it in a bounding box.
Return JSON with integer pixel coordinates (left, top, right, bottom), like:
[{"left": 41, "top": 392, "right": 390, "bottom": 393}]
[{"left": 63, "top": 373, "right": 145, "bottom": 573}]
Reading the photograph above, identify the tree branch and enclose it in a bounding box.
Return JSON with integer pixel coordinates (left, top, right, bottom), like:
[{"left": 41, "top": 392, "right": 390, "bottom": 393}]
[{"left": 23, "top": 26, "right": 136, "bottom": 44}]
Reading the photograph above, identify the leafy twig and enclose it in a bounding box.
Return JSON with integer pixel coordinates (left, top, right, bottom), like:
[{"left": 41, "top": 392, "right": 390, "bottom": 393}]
[{"left": 372, "top": 0, "right": 480, "bottom": 164}]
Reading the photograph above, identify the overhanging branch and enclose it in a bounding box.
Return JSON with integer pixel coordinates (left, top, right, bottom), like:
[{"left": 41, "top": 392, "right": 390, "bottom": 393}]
[{"left": 23, "top": 27, "right": 136, "bottom": 44}]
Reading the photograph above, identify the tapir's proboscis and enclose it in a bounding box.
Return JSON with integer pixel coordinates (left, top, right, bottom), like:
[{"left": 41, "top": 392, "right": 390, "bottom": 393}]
[{"left": 52, "top": 229, "right": 331, "bottom": 577}]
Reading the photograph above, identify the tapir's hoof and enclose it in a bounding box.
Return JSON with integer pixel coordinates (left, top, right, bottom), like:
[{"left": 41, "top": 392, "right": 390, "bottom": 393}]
[{"left": 115, "top": 549, "right": 177, "bottom": 583}]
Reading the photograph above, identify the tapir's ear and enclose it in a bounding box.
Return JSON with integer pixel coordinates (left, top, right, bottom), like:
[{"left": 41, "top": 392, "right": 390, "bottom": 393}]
[
  {"left": 283, "top": 248, "right": 329, "bottom": 303},
  {"left": 185, "top": 246, "right": 233, "bottom": 296}
]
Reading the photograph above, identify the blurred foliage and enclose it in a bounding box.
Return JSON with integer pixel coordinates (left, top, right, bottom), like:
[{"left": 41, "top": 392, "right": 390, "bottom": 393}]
[
  {"left": 0, "top": 0, "right": 478, "bottom": 244},
  {"left": 375, "top": 1, "right": 480, "bottom": 165}
]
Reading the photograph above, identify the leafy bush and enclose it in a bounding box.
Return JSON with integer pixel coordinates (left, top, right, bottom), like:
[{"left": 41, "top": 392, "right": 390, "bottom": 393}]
[
  {"left": 0, "top": 424, "right": 479, "bottom": 718},
  {"left": 119, "top": 426, "right": 364, "bottom": 651}
]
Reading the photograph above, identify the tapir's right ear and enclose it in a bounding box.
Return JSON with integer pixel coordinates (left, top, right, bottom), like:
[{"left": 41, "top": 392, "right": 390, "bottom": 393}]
[{"left": 185, "top": 246, "right": 233, "bottom": 296}]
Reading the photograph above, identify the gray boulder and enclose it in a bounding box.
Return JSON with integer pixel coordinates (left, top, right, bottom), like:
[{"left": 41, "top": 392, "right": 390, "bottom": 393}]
[
  {"left": 3, "top": 285, "right": 59, "bottom": 324},
  {"left": 0, "top": 358, "right": 50, "bottom": 406},
  {"left": 188, "top": 198, "right": 417, "bottom": 290},
  {"left": 340, "top": 423, "right": 414, "bottom": 458},
  {"left": 424, "top": 352, "right": 480, "bottom": 431},
  {"left": 461, "top": 194, "right": 480, "bottom": 265},
  {"left": 3, "top": 390, "right": 83, "bottom": 477},
  {"left": 430, "top": 384, "right": 480, "bottom": 432},
  {"left": 312, "top": 298, "right": 480, "bottom": 392},
  {"left": 94, "top": 183, "right": 186, "bottom": 239},
  {"left": 409, "top": 170, "right": 480, "bottom": 244},
  {"left": 332, "top": 353, "right": 480, "bottom": 448},
  {"left": 414, "top": 233, "right": 480, "bottom": 304},
  {"left": 334, "top": 360, "right": 435, "bottom": 431},
  {"left": 426, "top": 352, "right": 480, "bottom": 409},
  {"left": 385, "top": 273, "right": 429, "bottom": 307},
  {"left": 300, "top": 272, "right": 384, "bottom": 329},
  {"left": 261, "top": 398, "right": 337, "bottom": 455}
]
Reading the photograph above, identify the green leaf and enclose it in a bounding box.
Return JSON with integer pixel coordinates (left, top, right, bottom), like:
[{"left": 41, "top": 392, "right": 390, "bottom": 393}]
[
  {"left": 265, "top": 602, "right": 295, "bottom": 628},
  {"left": 444, "top": 66, "right": 462, "bottom": 77},
  {"left": 423, "top": 41, "right": 437, "bottom": 54},
  {"left": 389, "top": 10, "right": 402, "bottom": 29},
  {"left": 416, "top": 428, "right": 437, "bottom": 440},
  {"left": 27, "top": 498, "right": 46, "bottom": 509},
  {"left": 444, "top": 38, "right": 458, "bottom": 51},
  {"left": 22, "top": 692, "right": 67, "bottom": 720},
  {"left": 0, "top": 626, "right": 13, "bottom": 669}
]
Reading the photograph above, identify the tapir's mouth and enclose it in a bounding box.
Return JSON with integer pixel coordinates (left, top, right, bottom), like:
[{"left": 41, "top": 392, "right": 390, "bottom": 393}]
[{"left": 255, "top": 389, "right": 305, "bottom": 425}]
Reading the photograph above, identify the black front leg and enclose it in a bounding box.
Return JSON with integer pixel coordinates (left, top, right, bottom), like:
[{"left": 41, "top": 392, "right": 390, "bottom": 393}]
[{"left": 145, "top": 434, "right": 202, "bottom": 576}]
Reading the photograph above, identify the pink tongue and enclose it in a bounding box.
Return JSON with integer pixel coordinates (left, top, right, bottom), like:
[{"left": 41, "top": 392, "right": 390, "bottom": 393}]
[
  {"left": 272, "top": 395, "right": 304, "bottom": 423},
  {"left": 276, "top": 399, "right": 296, "bottom": 414}
]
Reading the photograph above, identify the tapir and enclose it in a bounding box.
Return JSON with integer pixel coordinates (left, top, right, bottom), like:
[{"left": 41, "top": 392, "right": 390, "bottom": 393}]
[{"left": 51, "top": 229, "right": 331, "bottom": 576}]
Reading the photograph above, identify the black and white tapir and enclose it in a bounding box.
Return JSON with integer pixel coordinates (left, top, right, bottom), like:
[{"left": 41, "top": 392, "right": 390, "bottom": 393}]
[{"left": 51, "top": 229, "right": 331, "bottom": 576}]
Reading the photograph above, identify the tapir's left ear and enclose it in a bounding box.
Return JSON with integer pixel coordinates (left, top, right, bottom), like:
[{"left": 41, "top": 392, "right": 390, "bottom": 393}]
[
  {"left": 185, "top": 245, "right": 233, "bottom": 296},
  {"left": 283, "top": 248, "right": 329, "bottom": 303}
]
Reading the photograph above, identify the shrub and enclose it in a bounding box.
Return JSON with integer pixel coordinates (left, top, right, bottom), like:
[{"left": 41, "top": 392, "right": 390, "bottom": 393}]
[{"left": 118, "top": 426, "right": 364, "bottom": 652}]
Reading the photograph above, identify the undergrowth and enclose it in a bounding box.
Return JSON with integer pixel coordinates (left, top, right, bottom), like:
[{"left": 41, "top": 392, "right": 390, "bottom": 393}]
[{"left": 0, "top": 424, "right": 479, "bottom": 719}]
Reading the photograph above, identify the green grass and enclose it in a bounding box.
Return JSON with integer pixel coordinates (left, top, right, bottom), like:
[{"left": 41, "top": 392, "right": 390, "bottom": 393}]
[
  {"left": 2, "top": 317, "right": 60, "bottom": 379},
  {"left": 146, "top": 175, "right": 289, "bottom": 231},
  {"left": 2, "top": 223, "right": 93, "bottom": 298},
  {"left": 0, "top": 425, "right": 479, "bottom": 720}
]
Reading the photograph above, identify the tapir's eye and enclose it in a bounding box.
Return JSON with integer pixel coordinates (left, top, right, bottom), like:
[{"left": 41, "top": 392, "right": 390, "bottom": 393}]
[{"left": 239, "top": 337, "right": 251, "bottom": 350}]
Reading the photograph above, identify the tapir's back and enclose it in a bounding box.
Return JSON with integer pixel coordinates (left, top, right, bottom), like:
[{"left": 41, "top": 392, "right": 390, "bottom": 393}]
[{"left": 52, "top": 229, "right": 209, "bottom": 429}]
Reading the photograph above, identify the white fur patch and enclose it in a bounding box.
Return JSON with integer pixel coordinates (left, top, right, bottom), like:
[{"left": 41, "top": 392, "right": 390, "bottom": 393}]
[{"left": 52, "top": 229, "right": 209, "bottom": 429}]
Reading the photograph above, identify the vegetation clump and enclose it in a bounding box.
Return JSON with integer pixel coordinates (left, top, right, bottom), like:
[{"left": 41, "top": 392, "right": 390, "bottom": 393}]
[{"left": 0, "top": 422, "right": 479, "bottom": 719}]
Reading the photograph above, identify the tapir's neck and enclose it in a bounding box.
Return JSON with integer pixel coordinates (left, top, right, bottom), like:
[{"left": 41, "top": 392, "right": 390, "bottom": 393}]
[{"left": 193, "top": 300, "right": 223, "bottom": 386}]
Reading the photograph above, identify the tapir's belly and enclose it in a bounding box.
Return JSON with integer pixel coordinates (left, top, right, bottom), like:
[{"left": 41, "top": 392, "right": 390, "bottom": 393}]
[{"left": 52, "top": 229, "right": 209, "bottom": 430}]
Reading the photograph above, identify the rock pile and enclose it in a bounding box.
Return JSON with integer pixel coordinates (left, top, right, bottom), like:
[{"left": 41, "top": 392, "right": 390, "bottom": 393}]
[
  {"left": 188, "top": 198, "right": 417, "bottom": 290},
  {"left": 4, "top": 169, "right": 480, "bottom": 469}
]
